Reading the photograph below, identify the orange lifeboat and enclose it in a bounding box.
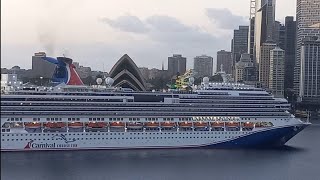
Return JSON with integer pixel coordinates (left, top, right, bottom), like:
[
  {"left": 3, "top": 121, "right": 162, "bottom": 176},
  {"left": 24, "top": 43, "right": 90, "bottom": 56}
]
[
  {"left": 24, "top": 122, "right": 41, "bottom": 128},
  {"left": 144, "top": 122, "right": 159, "bottom": 128},
  {"left": 160, "top": 122, "right": 176, "bottom": 128},
  {"left": 225, "top": 122, "right": 240, "bottom": 127},
  {"left": 211, "top": 122, "right": 225, "bottom": 127},
  {"left": 109, "top": 122, "right": 125, "bottom": 128},
  {"left": 68, "top": 122, "right": 83, "bottom": 128},
  {"left": 178, "top": 122, "right": 193, "bottom": 128},
  {"left": 126, "top": 122, "right": 143, "bottom": 129},
  {"left": 193, "top": 122, "right": 208, "bottom": 128},
  {"left": 87, "top": 122, "right": 107, "bottom": 128},
  {"left": 44, "top": 122, "right": 67, "bottom": 128},
  {"left": 242, "top": 122, "right": 254, "bottom": 128}
]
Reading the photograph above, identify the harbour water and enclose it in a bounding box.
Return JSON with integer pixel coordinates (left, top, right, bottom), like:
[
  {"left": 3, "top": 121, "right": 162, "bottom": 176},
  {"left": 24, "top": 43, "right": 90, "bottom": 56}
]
[{"left": 1, "top": 123, "right": 320, "bottom": 180}]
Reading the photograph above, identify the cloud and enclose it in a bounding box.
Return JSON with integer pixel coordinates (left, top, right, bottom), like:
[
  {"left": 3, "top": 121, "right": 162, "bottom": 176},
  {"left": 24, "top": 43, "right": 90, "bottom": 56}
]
[
  {"left": 145, "top": 15, "right": 222, "bottom": 49},
  {"left": 99, "top": 14, "right": 229, "bottom": 72},
  {"left": 146, "top": 15, "right": 189, "bottom": 32},
  {"left": 205, "top": 8, "right": 248, "bottom": 29},
  {"left": 100, "top": 15, "right": 149, "bottom": 33},
  {"left": 100, "top": 15, "right": 224, "bottom": 46}
]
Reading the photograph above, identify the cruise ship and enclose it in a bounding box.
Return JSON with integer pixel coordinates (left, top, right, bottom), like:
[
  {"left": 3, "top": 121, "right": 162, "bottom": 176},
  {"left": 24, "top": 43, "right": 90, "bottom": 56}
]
[{"left": 0, "top": 56, "right": 310, "bottom": 151}]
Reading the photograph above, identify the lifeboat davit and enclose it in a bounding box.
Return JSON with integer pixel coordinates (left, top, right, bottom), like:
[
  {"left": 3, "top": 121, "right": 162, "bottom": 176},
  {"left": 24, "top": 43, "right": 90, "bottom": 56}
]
[
  {"left": 160, "top": 122, "right": 176, "bottom": 128},
  {"left": 145, "top": 122, "right": 158, "bottom": 128},
  {"left": 68, "top": 122, "right": 83, "bottom": 128},
  {"left": 225, "top": 122, "right": 240, "bottom": 127},
  {"left": 87, "top": 122, "right": 107, "bottom": 128},
  {"left": 126, "top": 122, "right": 143, "bottom": 129},
  {"left": 211, "top": 122, "right": 225, "bottom": 127},
  {"left": 109, "top": 122, "right": 125, "bottom": 128},
  {"left": 193, "top": 122, "right": 208, "bottom": 128},
  {"left": 24, "top": 122, "right": 41, "bottom": 129},
  {"left": 44, "top": 122, "right": 67, "bottom": 128},
  {"left": 178, "top": 122, "right": 193, "bottom": 128}
]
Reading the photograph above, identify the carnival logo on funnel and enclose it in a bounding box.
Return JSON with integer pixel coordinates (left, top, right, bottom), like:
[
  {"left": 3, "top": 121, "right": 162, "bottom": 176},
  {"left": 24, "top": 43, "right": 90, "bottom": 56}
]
[{"left": 24, "top": 135, "right": 78, "bottom": 149}]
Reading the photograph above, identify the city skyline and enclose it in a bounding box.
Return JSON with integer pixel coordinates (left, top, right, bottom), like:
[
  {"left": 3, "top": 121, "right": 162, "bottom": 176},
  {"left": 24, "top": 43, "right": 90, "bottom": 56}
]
[{"left": 2, "top": 0, "right": 296, "bottom": 72}]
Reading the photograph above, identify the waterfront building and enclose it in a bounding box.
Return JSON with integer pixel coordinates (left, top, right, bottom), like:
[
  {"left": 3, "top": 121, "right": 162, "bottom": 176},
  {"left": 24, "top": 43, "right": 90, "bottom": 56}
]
[
  {"left": 235, "top": 54, "right": 256, "bottom": 83},
  {"left": 284, "top": 16, "right": 297, "bottom": 90},
  {"left": 217, "top": 50, "right": 232, "bottom": 74},
  {"left": 259, "top": 42, "right": 277, "bottom": 88},
  {"left": 299, "top": 37, "right": 320, "bottom": 104},
  {"left": 193, "top": 55, "right": 213, "bottom": 78},
  {"left": 0, "top": 74, "right": 22, "bottom": 92},
  {"left": 109, "top": 54, "right": 147, "bottom": 91},
  {"left": 294, "top": 0, "right": 320, "bottom": 94},
  {"left": 168, "top": 54, "right": 187, "bottom": 77},
  {"left": 31, "top": 52, "right": 56, "bottom": 79}
]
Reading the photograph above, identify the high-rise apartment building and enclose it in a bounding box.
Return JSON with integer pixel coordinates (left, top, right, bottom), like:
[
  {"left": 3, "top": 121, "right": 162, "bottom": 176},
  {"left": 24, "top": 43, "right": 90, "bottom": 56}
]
[
  {"left": 254, "top": 0, "right": 276, "bottom": 64},
  {"left": 284, "top": 16, "right": 297, "bottom": 90},
  {"left": 299, "top": 37, "right": 320, "bottom": 103},
  {"left": 193, "top": 55, "right": 213, "bottom": 78},
  {"left": 168, "top": 54, "right": 187, "bottom": 77},
  {"left": 269, "top": 47, "right": 285, "bottom": 97},
  {"left": 294, "top": 0, "right": 320, "bottom": 94},
  {"left": 31, "top": 52, "right": 56, "bottom": 78},
  {"left": 216, "top": 50, "right": 232, "bottom": 74},
  {"left": 259, "top": 42, "right": 277, "bottom": 88}
]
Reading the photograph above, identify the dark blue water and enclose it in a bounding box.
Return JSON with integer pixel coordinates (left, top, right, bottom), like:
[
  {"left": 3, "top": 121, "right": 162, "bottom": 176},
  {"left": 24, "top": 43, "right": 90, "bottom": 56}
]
[{"left": 2, "top": 125, "right": 320, "bottom": 180}]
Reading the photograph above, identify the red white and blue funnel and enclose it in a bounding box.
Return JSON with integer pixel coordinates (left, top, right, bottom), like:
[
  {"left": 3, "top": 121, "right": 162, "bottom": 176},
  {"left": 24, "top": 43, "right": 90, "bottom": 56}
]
[{"left": 42, "top": 56, "right": 84, "bottom": 86}]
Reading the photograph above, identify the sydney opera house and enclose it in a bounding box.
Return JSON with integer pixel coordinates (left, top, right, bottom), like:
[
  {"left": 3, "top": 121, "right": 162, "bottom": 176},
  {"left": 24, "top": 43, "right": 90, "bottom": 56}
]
[{"left": 109, "top": 54, "right": 147, "bottom": 91}]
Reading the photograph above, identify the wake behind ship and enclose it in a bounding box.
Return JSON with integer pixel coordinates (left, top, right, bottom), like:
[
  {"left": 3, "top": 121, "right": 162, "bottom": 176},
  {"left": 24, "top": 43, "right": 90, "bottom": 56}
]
[{"left": 0, "top": 56, "right": 310, "bottom": 151}]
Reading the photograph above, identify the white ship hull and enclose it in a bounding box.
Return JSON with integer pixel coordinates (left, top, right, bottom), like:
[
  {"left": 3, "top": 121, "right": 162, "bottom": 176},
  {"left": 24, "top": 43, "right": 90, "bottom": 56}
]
[{"left": 1, "top": 123, "right": 308, "bottom": 151}]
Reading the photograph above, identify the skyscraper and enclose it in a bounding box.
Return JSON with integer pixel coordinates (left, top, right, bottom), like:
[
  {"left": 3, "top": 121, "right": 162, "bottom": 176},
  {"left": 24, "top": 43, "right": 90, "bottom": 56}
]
[
  {"left": 216, "top": 50, "right": 232, "bottom": 74},
  {"left": 248, "top": 0, "right": 256, "bottom": 61},
  {"left": 31, "top": 52, "right": 56, "bottom": 78},
  {"left": 269, "top": 47, "right": 285, "bottom": 97},
  {"left": 193, "top": 55, "right": 213, "bottom": 78},
  {"left": 248, "top": 18, "right": 256, "bottom": 61},
  {"left": 299, "top": 37, "right": 320, "bottom": 103},
  {"left": 232, "top": 26, "right": 249, "bottom": 76},
  {"left": 273, "top": 21, "right": 286, "bottom": 50},
  {"left": 254, "top": 0, "right": 276, "bottom": 64},
  {"left": 232, "top": 26, "right": 249, "bottom": 63},
  {"left": 168, "top": 54, "right": 187, "bottom": 77},
  {"left": 284, "top": 16, "right": 296, "bottom": 90},
  {"left": 259, "top": 42, "right": 277, "bottom": 88},
  {"left": 294, "top": 0, "right": 320, "bottom": 94}
]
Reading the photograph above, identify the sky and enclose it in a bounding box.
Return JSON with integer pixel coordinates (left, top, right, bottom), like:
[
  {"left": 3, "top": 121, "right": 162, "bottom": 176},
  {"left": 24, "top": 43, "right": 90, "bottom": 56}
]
[{"left": 1, "top": 0, "right": 296, "bottom": 72}]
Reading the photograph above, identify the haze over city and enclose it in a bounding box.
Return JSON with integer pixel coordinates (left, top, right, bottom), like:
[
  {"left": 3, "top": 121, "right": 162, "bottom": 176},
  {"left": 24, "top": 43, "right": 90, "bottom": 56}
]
[{"left": 2, "top": 0, "right": 296, "bottom": 71}]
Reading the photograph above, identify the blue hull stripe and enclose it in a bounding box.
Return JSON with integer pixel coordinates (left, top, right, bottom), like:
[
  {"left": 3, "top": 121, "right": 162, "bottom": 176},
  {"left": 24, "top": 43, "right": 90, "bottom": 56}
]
[{"left": 206, "top": 125, "right": 308, "bottom": 148}]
